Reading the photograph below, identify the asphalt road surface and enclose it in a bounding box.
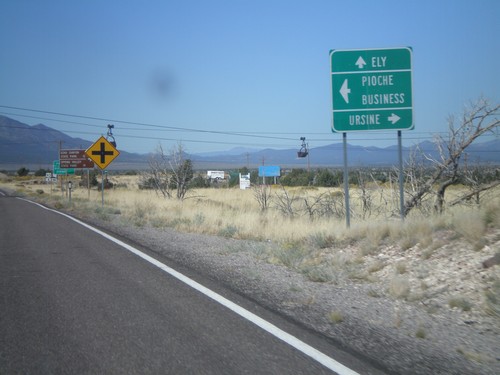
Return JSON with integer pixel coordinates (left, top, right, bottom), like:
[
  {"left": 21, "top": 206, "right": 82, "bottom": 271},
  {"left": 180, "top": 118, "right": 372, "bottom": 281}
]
[{"left": 0, "top": 192, "right": 383, "bottom": 374}]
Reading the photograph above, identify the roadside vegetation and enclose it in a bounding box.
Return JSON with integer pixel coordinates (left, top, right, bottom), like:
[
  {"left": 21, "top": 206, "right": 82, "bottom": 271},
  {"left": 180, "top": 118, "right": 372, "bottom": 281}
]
[
  {"left": 2, "top": 169, "right": 499, "bottom": 317},
  {"left": 1, "top": 97, "right": 499, "bottom": 337}
]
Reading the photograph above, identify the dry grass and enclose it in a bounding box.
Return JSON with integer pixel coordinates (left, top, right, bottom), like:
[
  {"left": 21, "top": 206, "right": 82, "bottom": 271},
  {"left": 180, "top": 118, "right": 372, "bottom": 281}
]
[
  {"left": 483, "top": 279, "right": 500, "bottom": 318},
  {"left": 448, "top": 296, "right": 473, "bottom": 312},
  {"left": 456, "top": 347, "right": 494, "bottom": 364},
  {"left": 389, "top": 275, "right": 411, "bottom": 299},
  {"left": 4, "top": 175, "right": 500, "bottom": 346},
  {"left": 3, "top": 178, "right": 500, "bottom": 300},
  {"left": 415, "top": 325, "right": 427, "bottom": 339},
  {"left": 328, "top": 311, "right": 344, "bottom": 324},
  {"left": 4, "top": 177, "right": 500, "bottom": 249},
  {"left": 449, "top": 210, "right": 488, "bottom": 250}
]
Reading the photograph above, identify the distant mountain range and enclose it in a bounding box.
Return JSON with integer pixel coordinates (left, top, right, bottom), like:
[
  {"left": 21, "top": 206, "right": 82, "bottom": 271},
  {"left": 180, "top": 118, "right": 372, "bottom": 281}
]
[
  {"left": 1, "top": 115, "right": 499, "bottom": 170},
  {"left": 0, "top": 115, "right": 149, "bottom": 169}
]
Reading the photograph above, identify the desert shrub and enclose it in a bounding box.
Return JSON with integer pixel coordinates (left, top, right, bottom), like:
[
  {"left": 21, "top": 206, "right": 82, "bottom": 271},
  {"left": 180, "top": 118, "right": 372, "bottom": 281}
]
[
  {"left": 451, "top": 211, "right": 486, "bottom": 244},
  {"left": 34, "top": 168, "right": 49, "bottom": 176},
  {"left": 448, "top": 296, "right": 472, "bottom": 311},
  {"left": 132, "top": 199, "right": 156, "bottom": 219},
  {"left": 415, "top": 326, "right": 426, "bottom": 339},
  {"left": 307, "top": 232, "right": 336, "bottom": 249},
  {"left": 368, "top": 260, "right": 386, "bottom": 273},
  {"left": 301, "top": 265, "right": 336, "bottom": 283},
  {"left": 484, "top": 280, "right": 500, "bottom": 318},
  {"left": 482, "top": 200, "right": 500, "bottom": 227},
  {"left": 17, "top": 167, "right": 29, "bottom": 177},
  {"left": 281, "top": 169, "right": 314, "bottom": 186},
  {"left": 269, "top": 244, "right": 310, "bottom": 269},
  {"left": 395, "top": 261, "right": 408, "bottom": 274},
  {"left": 389, "top": 275, "right": 410, "bottom": 299},
  {"left": 190, "top": 174, "right": 210, "bottom": 188},
  {"left": 218, "top": 225, "right": 239, "bottom": 238},
  {"left": 328, "top": 311, "right": 344, "bottom": 324}
]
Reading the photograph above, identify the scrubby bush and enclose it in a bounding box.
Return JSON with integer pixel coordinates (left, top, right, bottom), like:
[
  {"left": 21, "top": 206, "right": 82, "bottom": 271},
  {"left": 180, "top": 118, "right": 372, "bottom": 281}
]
[{"left": 17, "top": 167, "right": 29, "bottom": 176}]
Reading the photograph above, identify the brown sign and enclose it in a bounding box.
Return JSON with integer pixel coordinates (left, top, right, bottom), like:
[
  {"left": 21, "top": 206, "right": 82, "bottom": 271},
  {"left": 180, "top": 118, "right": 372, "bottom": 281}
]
[
  {"left": 59, "top": 159, "right": 95, "bottom": 169},
  {"left": 60, "top": 149, "right": 95, "bottom": 169},
  {"left": 60, "top": 149, "right": 87, "bottom": 159}
]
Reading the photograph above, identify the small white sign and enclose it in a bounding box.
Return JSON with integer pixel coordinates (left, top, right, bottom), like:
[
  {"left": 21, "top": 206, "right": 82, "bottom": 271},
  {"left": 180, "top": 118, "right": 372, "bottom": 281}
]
[
  {"left": 207, "top": 170, "right": 225, "bottom": 180},
  {"left": 239, "top": 173, "right": 251, "bottom": 189}
]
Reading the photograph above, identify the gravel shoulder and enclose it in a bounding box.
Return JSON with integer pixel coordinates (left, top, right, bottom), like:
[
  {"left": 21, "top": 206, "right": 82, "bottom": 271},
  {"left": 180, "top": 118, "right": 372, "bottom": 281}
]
[{"left": 80, "top": 213, "right": 499, "bottom": 375}]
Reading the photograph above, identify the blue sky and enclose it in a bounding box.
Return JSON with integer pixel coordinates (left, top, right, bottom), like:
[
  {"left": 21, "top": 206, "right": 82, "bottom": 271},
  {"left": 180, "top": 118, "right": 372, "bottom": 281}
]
[{"left": 1, "top": 0, "right": 498, "bottom": 155}]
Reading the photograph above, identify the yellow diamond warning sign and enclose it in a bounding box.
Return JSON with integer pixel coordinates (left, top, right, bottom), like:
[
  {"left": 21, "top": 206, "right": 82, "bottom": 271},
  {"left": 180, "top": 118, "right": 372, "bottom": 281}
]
[{"left": 85, "top": 136, "right": 120, "bottom": 170}]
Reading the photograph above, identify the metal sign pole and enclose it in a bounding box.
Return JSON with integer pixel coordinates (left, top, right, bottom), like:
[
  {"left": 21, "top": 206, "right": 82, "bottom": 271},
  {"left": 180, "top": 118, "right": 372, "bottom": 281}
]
[
  {"left": 101, "top": 170, "right": 105, "bottom": 207},
  {"left": 85, "top": 128, "right": 120, "bottom": 208},
  {"left": 343, "top": 132, "right": 350, "bottom": 228},
  {"left": 398, "top": 130, "right": 405, "bottom": 220},
  {"left": 68, "top": 181, "right": 72, "bottom": 204},
  {"left": 87, "top": 169, "right": 90, "bottom": 200}
]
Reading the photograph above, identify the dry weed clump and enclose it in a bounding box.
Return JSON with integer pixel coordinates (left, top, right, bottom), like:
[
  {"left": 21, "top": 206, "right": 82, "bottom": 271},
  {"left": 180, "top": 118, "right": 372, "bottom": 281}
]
[
  {"left": 415, "top": 325, "right": 427, "bottom": 339},
  {"left": 367, "top": 260, "right": 386, "bottom": 274},
  {"left": 448, "top": 296, "right": 473, "bottom": 312},
  {"left": 482, "top": 199, "right": 500, "bottom": 227},
  {"left": 451, "top": 210, "right": 487, "bottom": 247},
  {"left": 394, "top": 261, "right": 408, "bottom": 275},
  {"left": 389, "top": 275, "right": 411, "bottom": 299},
  {"left": 352, "top": 222, "right": 391, "bottom": 256},
  {"left": 483, "top": 279, "right": 500, "bottom": 318},
  {"left": 456, "top": 347, "right": 494, "bottom": 364},
  {"left": 328, "top": 311, "right": 344, "bottom": 324}
]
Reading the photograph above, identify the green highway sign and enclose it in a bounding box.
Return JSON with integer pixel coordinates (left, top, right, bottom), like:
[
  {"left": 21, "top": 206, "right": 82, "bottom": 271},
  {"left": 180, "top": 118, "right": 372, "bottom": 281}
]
[
  {"left": 53, "top": 160, "right": 75, "bottom": 175},
  {"left": 330, "top": 47, "right": 413, "bottom": 132}
]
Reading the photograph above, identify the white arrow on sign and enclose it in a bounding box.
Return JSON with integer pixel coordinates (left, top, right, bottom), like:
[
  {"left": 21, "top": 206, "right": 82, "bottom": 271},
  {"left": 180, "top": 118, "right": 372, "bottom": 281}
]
[
  {"left": 388, "top": 113, "right": 401, "bottom": 124},
  {"left": 340, "top": 79, "right": 351, "bottom": 103},
  {"left": 355, "top": 56, "right": 367, "bottom": 69}
]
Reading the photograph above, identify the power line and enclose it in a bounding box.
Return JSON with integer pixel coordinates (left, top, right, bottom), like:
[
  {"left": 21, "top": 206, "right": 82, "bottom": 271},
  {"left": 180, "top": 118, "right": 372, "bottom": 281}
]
[
  {"left": 0, "top": 105, "right": 451, "bottom": 142},
  {"left": 0, "top": 125, "right": 294, "bottom": 148},
  {"left": 1, "top": 105, "right": 497, "bottom": 150},
  {"left": 0, "top": 108, "right": 449, "bottom": 136},
  {"left": 0, "top": 121, "right": 471, "bottom": 146},
  {"left": 0, "top": 105, "right": 299, "bottom": 141}
]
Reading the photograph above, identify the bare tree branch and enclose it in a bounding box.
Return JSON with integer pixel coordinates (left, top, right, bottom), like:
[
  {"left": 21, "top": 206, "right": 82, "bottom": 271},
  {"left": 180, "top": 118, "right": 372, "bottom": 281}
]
[
  {"left": 145, "top": 142, "right": 193, "bottom": 200},
  {"left": 448, "top": 180, "right": 500, "bottom": 207},
  {"left": 404, "top": 97, "right": 499, "bottom": 216}
]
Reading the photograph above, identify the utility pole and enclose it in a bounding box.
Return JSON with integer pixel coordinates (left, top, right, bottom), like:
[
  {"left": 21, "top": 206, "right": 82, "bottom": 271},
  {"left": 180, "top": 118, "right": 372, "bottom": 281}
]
[
  {"left": 262, "top": 156, "right": 265, "bottom": 185},
  {"left": 59, "top": 140, "right": 64, "bottom": 196}
]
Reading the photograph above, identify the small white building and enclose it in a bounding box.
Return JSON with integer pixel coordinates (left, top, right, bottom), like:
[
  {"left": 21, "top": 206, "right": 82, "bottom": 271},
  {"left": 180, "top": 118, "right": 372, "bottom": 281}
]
[{"left": 207, "top": 170, "right": 225, "bottom": 180}]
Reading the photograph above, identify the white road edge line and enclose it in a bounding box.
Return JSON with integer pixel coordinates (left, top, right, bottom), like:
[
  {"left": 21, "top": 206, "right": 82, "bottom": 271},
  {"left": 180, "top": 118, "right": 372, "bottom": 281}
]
[{"left": 19, "top": 198, "right": 360, "bottom": 375}]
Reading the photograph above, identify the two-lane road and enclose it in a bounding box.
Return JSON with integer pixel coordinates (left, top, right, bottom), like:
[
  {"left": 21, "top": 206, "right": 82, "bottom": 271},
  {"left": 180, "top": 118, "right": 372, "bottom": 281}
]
[{"left": 0, "top": 193, "right": 379, "bottom": 374}]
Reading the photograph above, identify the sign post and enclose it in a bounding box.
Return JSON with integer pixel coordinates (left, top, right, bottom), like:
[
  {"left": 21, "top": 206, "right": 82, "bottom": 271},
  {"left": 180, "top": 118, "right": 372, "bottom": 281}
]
[
  {"left": 330, "top": 47, "right": 413, "bottom": 225},
  {"left": 85, "top": 136, "right": 120, "bottom": 207}
]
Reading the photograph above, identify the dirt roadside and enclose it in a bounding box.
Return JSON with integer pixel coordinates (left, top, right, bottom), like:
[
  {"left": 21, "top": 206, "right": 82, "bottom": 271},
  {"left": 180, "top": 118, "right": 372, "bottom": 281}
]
[
  {"left": 1, "top": 181, "right": 497, "bottom": 374},
  {"left": 79, "top": 213, "right": 499, "bottom": 375}
]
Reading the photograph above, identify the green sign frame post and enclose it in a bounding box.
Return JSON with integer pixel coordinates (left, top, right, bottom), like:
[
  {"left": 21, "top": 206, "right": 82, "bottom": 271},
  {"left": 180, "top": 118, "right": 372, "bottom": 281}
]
[
  {"left": 330, "top": 47, "right": 413, "bottom": 225},
  {"left": 53, "top": 160, "right": 75, "bottom": 198}
]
